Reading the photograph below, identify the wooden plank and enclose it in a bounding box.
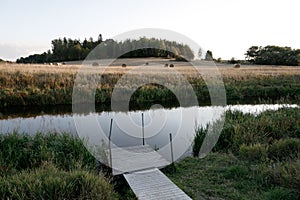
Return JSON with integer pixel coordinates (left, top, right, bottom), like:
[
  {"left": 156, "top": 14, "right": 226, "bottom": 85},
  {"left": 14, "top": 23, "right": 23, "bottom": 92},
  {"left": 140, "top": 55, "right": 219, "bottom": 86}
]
[
  {"left": 124, "top": 168, "right": 192, "bottom": 200},
  {"left": 109, "top": 145, "right": 170, "bottom": 175}
]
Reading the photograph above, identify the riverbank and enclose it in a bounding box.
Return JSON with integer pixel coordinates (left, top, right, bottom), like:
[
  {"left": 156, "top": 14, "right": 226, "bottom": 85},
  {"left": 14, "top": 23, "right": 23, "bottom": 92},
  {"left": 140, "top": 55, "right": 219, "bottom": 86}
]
[
  {"left": 0, "top": 133, "right": 119, "bottom": 199},
  {"left": 166, "top": 107, "right": 300, "bottom": 200},
  {"left": 0, "top": 107, "right": 299, "bottom": 199},
  {"left": 0, "top": 63, "right": 299, "bottom": 109}
]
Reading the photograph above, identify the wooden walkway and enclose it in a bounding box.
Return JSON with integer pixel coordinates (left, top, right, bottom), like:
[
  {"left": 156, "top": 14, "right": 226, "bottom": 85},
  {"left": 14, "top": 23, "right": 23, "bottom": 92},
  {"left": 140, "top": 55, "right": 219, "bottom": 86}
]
[
  {"left": 108, "top": 145, "right": 191, "bottom": 199},
  {"left": 109, "top": 144, "right": 170, "bottom": 175},
  {"left": 124, "top": 168, "right": 192, "bottom": 200}
]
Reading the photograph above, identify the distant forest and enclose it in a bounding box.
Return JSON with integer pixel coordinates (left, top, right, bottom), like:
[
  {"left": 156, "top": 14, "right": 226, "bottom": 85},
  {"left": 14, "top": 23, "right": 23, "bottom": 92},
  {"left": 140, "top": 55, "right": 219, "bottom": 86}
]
[
  {"left": 16, "top": 35, "right": 194, "bottom": 63},
  {"left": 245, "top": 45, "right": 300, "bottom": 66}
]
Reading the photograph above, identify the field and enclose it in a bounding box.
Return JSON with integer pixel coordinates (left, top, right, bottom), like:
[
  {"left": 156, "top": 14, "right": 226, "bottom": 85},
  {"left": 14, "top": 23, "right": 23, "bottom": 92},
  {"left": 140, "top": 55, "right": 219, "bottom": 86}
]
[{"left": 0, "top": 61, "right": 300, "bottom": 109}]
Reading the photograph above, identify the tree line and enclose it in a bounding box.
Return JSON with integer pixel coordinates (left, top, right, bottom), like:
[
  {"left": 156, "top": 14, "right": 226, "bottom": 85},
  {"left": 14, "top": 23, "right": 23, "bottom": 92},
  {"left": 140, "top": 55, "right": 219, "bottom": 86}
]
[
  {"left": 16, "top": 35, "right": 194, "bottom": 63},
  {"left": 245, "top": 45, "right": 300, "bottom": 66}
]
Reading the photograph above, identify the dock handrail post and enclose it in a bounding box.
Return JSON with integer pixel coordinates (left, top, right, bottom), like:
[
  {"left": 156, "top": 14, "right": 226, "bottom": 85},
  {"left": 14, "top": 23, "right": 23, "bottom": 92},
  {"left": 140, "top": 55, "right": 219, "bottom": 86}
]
[
  {"left": 169, "top": 133, "right": 174, "bottom": 164},
  {"left": 108, "top": 118, "right": 113, "bottom": 170},
  {"left": 142, "top": 113, "right": 145, "bottom": 145}
]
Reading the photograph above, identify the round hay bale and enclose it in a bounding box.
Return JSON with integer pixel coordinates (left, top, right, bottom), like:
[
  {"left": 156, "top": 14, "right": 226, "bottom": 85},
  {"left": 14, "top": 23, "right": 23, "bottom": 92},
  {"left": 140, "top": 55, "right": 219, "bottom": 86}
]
[
  {"left": 145, "top": 62, "right": 149, "bottom": 65},
  {"left": 170, "top": 64, "right": 174, "bottom": 68},
  {"left": 122, "top": 63, "right": 127, "bottom": 68},
  {"left": 234, "top": 64, "right": 241, "bottom": 68},
  {"left": 164, "top": 64, "right": 168, "bottom": 67},
  {"left": 92, "top": 62, "right": 99, "bottom": 66}
]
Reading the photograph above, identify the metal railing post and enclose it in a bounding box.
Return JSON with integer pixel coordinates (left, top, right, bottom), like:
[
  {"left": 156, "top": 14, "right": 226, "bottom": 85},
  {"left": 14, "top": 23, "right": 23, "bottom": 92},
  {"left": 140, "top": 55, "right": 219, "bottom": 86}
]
[
  {"left": 169, "top": 133, "right": 174, "bottom": 164},
  {"left": 108, "top": 118, "right": 113, "bottom": 169},
  {"left": 142, "top": 113, "right": 145, "bottom": 145}
]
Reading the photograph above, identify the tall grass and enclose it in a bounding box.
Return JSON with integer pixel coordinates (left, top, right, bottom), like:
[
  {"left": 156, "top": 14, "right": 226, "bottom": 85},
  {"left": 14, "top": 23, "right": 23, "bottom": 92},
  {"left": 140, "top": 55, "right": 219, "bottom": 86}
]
[
  {"left": 0, "top": 162, "right": 116, "bottom": 200},
  {"left": 0, "top": 132, "right": 118, "bottom": 199},
  {"left": 190, "top": 107, "right": 300, "bottom": 199},
  {"left": 192, "top": 125, "right": 207, "bottom": 157},
  {"left": 193, "top": 107, "right": 300, "bottom": 156},
  {"left": 1, "top": 63, "right": 300, "bottom": 108},
  {"left": 0, "top": 132, "right": 96, "bottom": 176}
]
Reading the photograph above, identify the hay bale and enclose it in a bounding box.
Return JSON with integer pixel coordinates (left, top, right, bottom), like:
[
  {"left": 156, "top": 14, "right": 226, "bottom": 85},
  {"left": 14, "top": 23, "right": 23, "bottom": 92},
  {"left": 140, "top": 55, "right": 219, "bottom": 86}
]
[
  {"left": 92, "top": 62, "right": 99, "bottom": 66},
  {"left": 164, "top": 64, "right": 168, "bottom": 67},
  {"left": 122, "top": 63, "right": 127, "bottom": 68},
  {"left": 170, "top": 64, "right": 174, "bottom": 68},
  {"left": 234, "top": 64, "right": 241, "bottom": 68}
]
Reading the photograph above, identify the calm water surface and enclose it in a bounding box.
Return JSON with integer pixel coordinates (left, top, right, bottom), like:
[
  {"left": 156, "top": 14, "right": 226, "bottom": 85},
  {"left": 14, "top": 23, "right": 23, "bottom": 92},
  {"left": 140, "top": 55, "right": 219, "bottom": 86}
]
[{"left": 0, "top": 104, "right": 297, "bottom": 147}]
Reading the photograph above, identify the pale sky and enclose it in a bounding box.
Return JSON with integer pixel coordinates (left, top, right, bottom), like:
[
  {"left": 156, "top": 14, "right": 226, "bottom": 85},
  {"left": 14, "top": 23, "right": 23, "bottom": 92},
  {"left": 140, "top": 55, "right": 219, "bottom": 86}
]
[{"left": 1, "top": 0, "right": 300, "bottom": 61}]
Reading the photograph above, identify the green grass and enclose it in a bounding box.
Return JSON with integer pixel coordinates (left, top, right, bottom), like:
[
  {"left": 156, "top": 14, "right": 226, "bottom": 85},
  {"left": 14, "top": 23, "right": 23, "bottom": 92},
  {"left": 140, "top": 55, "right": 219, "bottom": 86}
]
[
  {"left": 165, "top": 153, "right": 299, "bottom": 200},
  {"left": 183, "top": 107, "right": 300, "bottom": 199},
  {"left": 0, "top": 132, "right": 96, "bottom": 175},
  {"left": 0, "top": 162, "right": 116, "bottom": 200},
  {"left": 1, "top": 108, "right": 300, "bottom": 199},
  {"left": 0, "top": 133, "right": 134, "bottom": 199},
  {"left": 213, "top": 107, "right": 300, "bottom": 154}
]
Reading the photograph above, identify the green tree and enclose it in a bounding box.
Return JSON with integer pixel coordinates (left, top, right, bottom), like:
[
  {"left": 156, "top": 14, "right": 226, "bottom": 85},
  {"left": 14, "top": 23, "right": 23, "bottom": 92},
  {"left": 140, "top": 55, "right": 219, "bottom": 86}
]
[
  {"left": 205, "top": 50, "right": 213, "bottom": 60},
  {"left": 245, "top": 45, "right": 299, "bottom": 66}
]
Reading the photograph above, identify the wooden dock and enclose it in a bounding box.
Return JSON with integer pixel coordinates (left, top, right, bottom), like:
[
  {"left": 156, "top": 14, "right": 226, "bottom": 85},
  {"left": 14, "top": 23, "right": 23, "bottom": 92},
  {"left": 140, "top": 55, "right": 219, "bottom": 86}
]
[
  {"left": 108, "top": 144, "right": 191, "bottom": 199},
  {"left": 109, "top": 144, "right": 170, "bottom": 175},
  {"left": 124, "top": 168, "right": 192, "bottom": 200}
]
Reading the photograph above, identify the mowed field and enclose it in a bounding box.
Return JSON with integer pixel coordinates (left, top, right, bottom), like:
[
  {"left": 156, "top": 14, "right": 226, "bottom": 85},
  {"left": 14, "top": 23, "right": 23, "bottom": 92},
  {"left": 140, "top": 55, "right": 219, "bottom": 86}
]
[{"left": 1, "top": 61, "right": 300, "bottom": 77}]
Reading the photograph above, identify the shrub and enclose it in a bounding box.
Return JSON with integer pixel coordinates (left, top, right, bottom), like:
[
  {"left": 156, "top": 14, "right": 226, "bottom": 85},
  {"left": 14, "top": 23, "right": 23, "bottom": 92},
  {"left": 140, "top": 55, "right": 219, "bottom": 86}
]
[
  {"left": 239, "top": 143, "right": 268, "bottom": 162},
  {"left": 268, "top": 138, "right": 300, "bottom": 161},
  {"left": 0, "top": 163, "right": 116, "bottom": 200}
]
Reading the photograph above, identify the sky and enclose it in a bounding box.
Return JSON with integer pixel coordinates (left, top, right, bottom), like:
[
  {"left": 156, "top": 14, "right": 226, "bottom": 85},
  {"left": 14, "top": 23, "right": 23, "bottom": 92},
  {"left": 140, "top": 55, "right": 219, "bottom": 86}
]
[{"left": 1, "top": 0, "right": 300, "bottom": 61}]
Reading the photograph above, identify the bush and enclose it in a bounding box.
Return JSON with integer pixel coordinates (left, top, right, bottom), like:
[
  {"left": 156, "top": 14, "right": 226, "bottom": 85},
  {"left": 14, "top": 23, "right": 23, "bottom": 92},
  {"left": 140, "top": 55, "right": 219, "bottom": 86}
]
[
  {"left": 268, "top": 138, "right": 300, "bottom": 161},
  {"left": 239, "top": 143, "right": 268, "bottom": 162},
  {"left": 0, "top": 163, "right": 116, "bottom": 200}
]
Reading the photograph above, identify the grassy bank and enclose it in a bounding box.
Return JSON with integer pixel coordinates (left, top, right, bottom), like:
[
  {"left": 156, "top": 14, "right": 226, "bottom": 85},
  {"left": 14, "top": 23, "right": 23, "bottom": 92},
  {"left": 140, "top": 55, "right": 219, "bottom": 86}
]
[
  {"left": 166, "top": 107, "right": 300, "bottom": 200},
  {"left": 0, "top": 63, "right": 300, "bottom": 108},
  {"left": 0, "top": 133, "right": 120, "bottom": 199},
  {"left": 1, "top": 107, "right": 299, "bottom": 199},
  {"left": 165, "top": 153, "right": 299, "bottom": 200}
]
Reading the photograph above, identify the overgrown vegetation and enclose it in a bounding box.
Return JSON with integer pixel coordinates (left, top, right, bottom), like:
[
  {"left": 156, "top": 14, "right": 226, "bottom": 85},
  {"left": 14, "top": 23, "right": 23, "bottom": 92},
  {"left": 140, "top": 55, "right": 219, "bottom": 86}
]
[
  {"left": 1, "top": 64, "right": 300, "bottom": 109},
  {"left": 185, "top": 107, "right": 300, "bottom": 199},
  {"left": 0, "top": 163, "right": 116, "bottom": 200},
  {"left": 0, "top": 133, "right": 96, "bottom": 175},
  {"left": 0, "top": 133, "right": 119, "bottom": 199},
  {"left": 193, "top": 107, "right": 300, "bottom": 156}
]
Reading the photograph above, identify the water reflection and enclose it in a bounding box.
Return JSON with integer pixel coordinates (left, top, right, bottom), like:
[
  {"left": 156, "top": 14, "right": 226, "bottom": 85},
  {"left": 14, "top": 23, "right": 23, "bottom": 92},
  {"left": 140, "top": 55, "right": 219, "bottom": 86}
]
[
  {"left": 0, "top": 104, "right": 297, "bottom": 134},
  {"left": 0, "top": 104, "right": 296, "bottom": 145},
  {"left": 1, "top": 104, "right": 297, "bottom": 162}
]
